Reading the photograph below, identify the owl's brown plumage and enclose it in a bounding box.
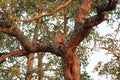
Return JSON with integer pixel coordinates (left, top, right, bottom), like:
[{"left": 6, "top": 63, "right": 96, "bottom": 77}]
[{"left": 54, "top": 29, "right": 64, "bottom": 45}]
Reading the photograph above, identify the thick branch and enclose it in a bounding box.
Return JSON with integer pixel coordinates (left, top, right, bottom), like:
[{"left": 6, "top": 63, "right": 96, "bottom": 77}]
[
  {"left": 96, "top": 0, "right": 118, "bottom": 13},
  {"left": 0, "top": 50, "right": 27, "bottom": 63},
  {"left": 36, "top": 42, "right": 65, "bottom": 56},
  {"left": 0, "top": 27, "right": 36, "bottom": 51},
  {"left": 85, "top": 12, "right": 106, "bottom": 27},
  {"left": 76, "top": 0, "right": 94, "bottom": 23},
  {"left": 0, "top": 42, "right": 64, "bottom": 63},
  {"left": 0, "top": 0, "right": 118, "bottom": 65},
  {"left": 66, "top": 0, "right": 94, "bottom": 49},
  {"left": 0, "top": 22, "right": 11, "bottom": 28},
  {"left": 86, "top": 0, "right": 118, "bottom": 27},
  {"left": 66, "top": 0, "right": 118, "bottom": 50},
  {"left": 0, "top": 20, "right": 64, "bottom": 64}
]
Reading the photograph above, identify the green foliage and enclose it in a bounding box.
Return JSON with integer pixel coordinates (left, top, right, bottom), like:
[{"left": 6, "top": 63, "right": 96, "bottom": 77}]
[
  {"left": 0, "top": 0, "right": 119, "bottom": 80},
  {"left": 0, "top": 31, "right": 5, "bottom": 46},
  {"left": 43, "top": 54, "right": 63, "bottom": 79},
  {"left": 81, "top": 71, "right": 93, "bottom": 80},
  {"left": 93, "top": 16, "right": 120, "bottom": 80},
  {"left": 0, "top": 59, "right": 21, "bottom": 80},
  {"left": 94, "top": 58, "right": 120, "bottom": 80}
]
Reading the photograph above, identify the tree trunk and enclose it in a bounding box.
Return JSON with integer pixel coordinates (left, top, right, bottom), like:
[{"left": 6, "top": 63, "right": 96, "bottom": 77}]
[
  {"left": 62, "top": 48, "right": 80, "bottom": 80},
  {"left": 0, "top": 0, "right": 118, "bottom": 80}
]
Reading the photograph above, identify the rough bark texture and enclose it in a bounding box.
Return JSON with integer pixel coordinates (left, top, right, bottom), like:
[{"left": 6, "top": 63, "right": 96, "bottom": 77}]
[
  {"left": 62, "top": 49, "right": 80, "bottom": 80},
  {"left": 0, "top": 0, "right": 118, "bottom": 80}
]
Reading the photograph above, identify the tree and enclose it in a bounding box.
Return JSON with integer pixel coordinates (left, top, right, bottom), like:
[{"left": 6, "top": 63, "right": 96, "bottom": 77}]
[{"left": 0, "top": 0, "right": 118, "bottom": 80}]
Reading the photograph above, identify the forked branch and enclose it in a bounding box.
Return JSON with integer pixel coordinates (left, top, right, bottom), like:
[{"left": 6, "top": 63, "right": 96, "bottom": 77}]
[{"left": 86, "top": 0, "right": 118, "bottom": 27}]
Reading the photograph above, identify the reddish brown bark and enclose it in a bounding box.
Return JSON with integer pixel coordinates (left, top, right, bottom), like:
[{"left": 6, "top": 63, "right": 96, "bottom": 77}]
[
  {"left": 62, "top": 48, "right": 80, "bottom": 80},
  {"left": 60, "top": 0, "right": 118, "bottom": 80},
  {"left": 0, "top": 0, "right": 118, "bottom": 80}
]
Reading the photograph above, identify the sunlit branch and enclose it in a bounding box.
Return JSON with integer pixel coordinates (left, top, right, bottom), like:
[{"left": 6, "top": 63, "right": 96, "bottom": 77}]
[
  {"left": 66, "top": 0, "right": 118, "bottom": 50},
  {"left": 76, "top": 0, "right": 94, "bottom": 23},
  {"left": 20, "top": 0, "right": 73, "bottom": 22}
]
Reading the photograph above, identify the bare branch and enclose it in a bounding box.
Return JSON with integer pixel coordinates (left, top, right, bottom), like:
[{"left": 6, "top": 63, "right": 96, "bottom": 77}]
[
  {"left": 86, "top": 46, "right": 119, "bottom": 58},
  {"left": 20, "top": 0, "right": 73, "bottom": 22},
  {"left": 101, "top": 47, "right": 119, "bottom": 58},
  {"left": 49, "top": 0, "right": 73, "bottom": 16},
  {"left": 0, "top": 50, "right": 27, "bottom": 63}
]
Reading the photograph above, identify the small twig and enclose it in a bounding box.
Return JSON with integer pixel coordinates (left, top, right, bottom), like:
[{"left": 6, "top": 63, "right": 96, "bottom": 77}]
[
  {"left": 86, "top": 46, "right": 119, "bottom": 58},
  {"left": 100, "top": 47, "right": 118, "bottom": 57}
]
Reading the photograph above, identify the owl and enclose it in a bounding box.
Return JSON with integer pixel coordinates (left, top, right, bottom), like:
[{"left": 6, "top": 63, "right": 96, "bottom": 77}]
[{"left": 54, "top": 28, "right": 64, "bottom": 45}]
